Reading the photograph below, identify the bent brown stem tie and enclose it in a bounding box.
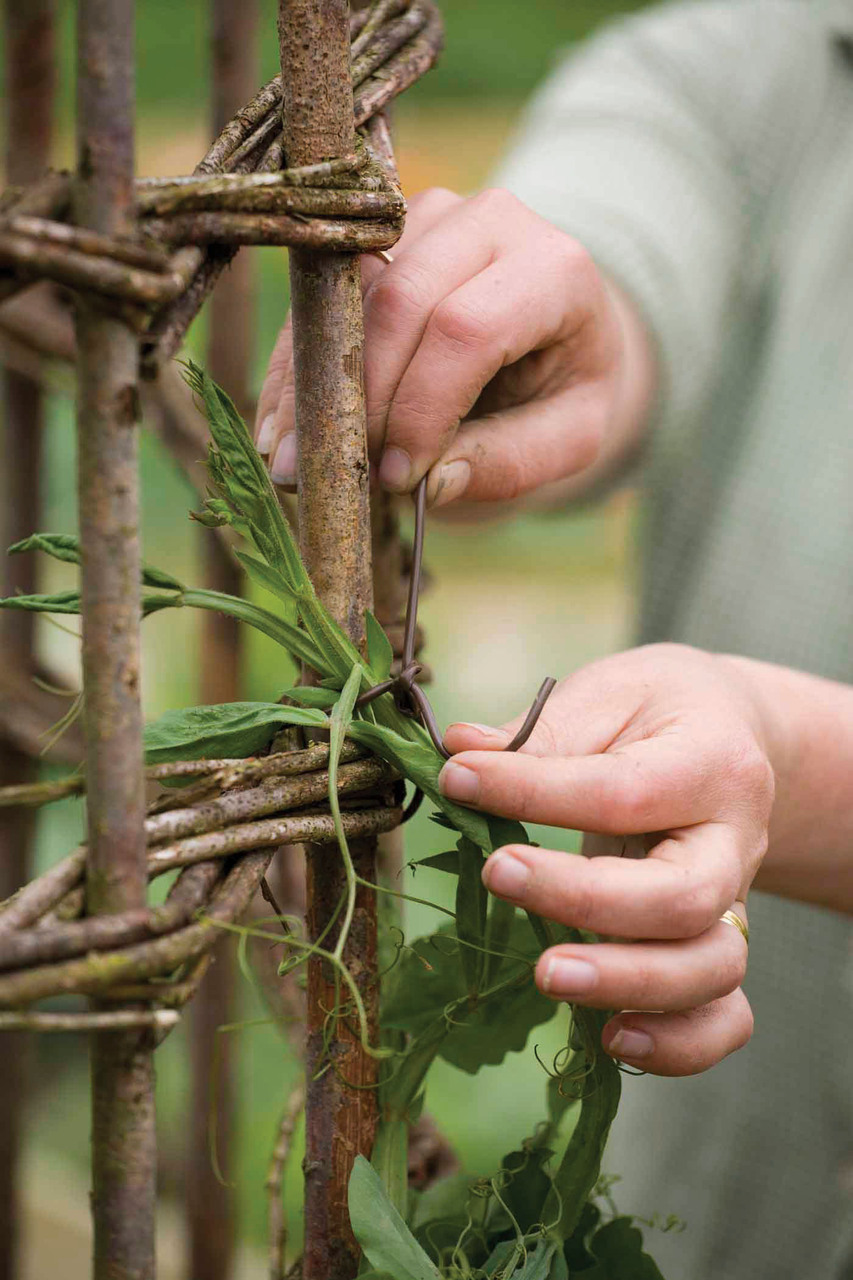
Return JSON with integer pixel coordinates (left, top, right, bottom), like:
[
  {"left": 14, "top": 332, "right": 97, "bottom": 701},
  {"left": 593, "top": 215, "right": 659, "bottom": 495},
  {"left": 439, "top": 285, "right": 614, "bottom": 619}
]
[{"left": 357, "top": 477, "right": 557, "bottom": 790}]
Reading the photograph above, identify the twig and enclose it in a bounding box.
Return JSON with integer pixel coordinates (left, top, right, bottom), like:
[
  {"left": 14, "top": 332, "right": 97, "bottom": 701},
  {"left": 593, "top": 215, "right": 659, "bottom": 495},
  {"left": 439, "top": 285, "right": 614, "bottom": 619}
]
[
  {"left": 141, "top": 211, "right": 403, "bottom": 251},
  {"left": 266, "top": 1085, "right": 306, "bottom": 1280},
  {"left": 0, "top": 1009, "right": 180, "bottom": 1033},
  {"left": 0, "top": 849, "right": 273, "bottom": 1007}
]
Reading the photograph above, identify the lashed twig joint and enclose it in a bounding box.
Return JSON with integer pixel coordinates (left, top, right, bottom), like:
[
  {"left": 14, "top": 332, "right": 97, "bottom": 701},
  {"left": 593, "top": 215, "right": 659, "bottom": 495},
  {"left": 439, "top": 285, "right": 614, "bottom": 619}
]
[{"left": 0, "top": 0, "right": 444, "bottom": 376}]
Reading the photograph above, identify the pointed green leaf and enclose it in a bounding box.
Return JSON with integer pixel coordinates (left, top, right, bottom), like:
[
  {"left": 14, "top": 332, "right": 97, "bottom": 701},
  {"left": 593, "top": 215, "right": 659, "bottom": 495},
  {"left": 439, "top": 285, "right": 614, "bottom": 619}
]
[
  {"left": 0, "top": 588, "right": 81, "bottom": 614},
  {"left": 143, "top": 701, "right": 328, "bottom": 764},
  {"left": 283, "top": 685, "right": 339, "bottom": 709},
  {"left": 348, "top": 1155, "right": 441, "bottom": 1280},
  {"left": 8, "top": 532, "right": 184, "bottom": 591},
  {"left": 365, "top": 610, "right": 394, "bottom": 682}
]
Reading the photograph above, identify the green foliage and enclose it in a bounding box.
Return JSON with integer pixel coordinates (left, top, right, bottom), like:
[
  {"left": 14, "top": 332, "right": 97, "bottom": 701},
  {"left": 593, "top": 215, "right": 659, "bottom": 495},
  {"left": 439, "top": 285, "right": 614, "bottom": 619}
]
[
  {"left": 382, "top": 914, "right": 557, "bottom": 1076},
  {"left": 141, "top": 701, "right": 327, "bottom": 764},
  {"left": 2, "top": 364, "right": 666, "bottom": 1277}
]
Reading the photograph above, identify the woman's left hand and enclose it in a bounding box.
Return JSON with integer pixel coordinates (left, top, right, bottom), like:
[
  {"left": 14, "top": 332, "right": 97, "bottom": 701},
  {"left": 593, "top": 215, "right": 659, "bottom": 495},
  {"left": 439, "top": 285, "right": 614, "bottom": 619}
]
[{"left": 438, "top": 643, "right": 775, "bottom": 1076}]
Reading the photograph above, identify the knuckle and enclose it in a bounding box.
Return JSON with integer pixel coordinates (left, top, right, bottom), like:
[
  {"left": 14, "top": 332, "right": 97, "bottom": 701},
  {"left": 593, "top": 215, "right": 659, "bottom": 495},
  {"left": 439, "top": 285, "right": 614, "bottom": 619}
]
[
  {"left": 730, "top": 739, "right": 775, "bottom": 803},
  {"left": 367, "top": 268, "right": 431, "bottom": 333},
  {"left": 470, "top": 185, "right": 521, "bottom": 220},
  {"left": 672, "top": 874, "right": 722, "bottom": 936},
  {"left": 732, "top": 993, "right": 755, "bottom": 1050},
  {"left": 410, "top": 185, "right": 459, "bottom": 218},
  {"left": 613, "top": 767, "right": 658, "bottom": 830},
  {"left": 429, "top": 295, "right": 492, "bottom": 356}
]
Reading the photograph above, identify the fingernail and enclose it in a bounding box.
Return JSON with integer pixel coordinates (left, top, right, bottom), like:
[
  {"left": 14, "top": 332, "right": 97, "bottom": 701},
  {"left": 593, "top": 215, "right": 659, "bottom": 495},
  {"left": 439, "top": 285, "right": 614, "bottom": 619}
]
[
  {"left": 270, "top": 433, "right": 296, "bottom": 485},
  {"left": 482, "top": 850, "right": 530, "bottom": 900},
  {"left": 447, "top": 722, "right": 506, "bottom": 745},
  {"left": 256, "top": 413, "right": 276, "bottom": 454},
  {"left": 379, "top": 447, "right": 413, "bottom": 492},
  {"left": 438, "top": 760, "right": 479, "bottom": 804},
  {"left": 432, "top": 459, "right": 471, "bottom": 508},
  {"left": 542, "top": 955, "right": 598, "bottom": 997},
  {"left": 606, "top": 1027, "right": 654, "bottom": 1060}
]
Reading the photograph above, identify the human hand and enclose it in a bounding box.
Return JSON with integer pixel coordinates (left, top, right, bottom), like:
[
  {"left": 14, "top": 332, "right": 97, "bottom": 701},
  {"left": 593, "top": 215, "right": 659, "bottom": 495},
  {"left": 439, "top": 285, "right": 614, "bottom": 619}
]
[
  {"left": 255, "top": 187, "right": 653, "bottom": 507},
  {"left": 438, "top": 644, "right": 776, "bottom": 1076}
]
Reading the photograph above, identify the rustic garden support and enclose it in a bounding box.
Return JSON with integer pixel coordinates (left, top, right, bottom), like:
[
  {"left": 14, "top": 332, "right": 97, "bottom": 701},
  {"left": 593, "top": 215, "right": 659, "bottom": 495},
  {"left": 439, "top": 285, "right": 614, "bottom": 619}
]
[
  {"left": 0, "top": 7, "right": 55, "bottom": 1276},
  {"left": 278, "top": 3, "right": 380, "bottom": 1274},
  {"left": 0, "top": 4, "right": 446, "bottom": 1275},
  {"left": 75, "top": 3, "right": 155, "bottom": 1276}
]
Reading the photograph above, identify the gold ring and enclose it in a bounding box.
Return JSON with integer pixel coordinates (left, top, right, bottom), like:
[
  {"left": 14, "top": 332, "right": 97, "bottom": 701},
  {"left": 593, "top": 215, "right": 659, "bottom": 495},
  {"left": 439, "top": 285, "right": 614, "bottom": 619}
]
[{"left": 720, "top": 909, "right": 749, "bottom": 946}]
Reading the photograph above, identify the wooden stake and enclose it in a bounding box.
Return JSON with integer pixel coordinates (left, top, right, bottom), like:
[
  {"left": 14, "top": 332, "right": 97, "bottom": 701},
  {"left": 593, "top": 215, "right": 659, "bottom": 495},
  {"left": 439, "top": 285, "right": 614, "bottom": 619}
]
[
  {"left": 75, "top": 3, "right": 156, "bottom": 1276},
  {"left": 279, "top": 2, "right": 380, "bottom": 1275}
]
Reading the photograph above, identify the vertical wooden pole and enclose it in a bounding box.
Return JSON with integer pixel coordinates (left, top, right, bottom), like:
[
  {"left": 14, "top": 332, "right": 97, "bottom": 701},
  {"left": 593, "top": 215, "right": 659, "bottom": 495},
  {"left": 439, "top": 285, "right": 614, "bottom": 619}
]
[
  {"left": 185, "top": 4, "right": 258, "bottom": 1277},
  {"left": 0, "top": 7, "right": 55, "bottom": 1276},
  {"left": 278, "top": 3, "right": 379, "bottom": 1276},
  {"left": 76, "top": 3, "right": 155, "bottom": 1276}
]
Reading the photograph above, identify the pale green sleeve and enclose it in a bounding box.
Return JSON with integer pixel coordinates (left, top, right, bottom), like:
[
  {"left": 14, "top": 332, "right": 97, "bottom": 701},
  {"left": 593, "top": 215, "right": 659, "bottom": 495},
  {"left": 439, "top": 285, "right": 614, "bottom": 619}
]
[{"left": 493, "top": 0, "right": 820, "bottom": 431}]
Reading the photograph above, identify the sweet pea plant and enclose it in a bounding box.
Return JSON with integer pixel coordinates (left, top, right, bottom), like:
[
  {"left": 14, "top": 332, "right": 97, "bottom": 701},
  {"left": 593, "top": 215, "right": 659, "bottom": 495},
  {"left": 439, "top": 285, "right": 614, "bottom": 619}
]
[{"left": 2, "top": 365, "right": 669, "bottom": 1279}]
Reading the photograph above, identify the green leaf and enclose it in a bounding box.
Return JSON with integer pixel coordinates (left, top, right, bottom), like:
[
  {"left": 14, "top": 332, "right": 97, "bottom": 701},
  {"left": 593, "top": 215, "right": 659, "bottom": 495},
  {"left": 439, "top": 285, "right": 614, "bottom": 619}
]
[
  {"left": 381, "top": 918, "right": 557, "bottom": 1074},
  {"left": 9, "top": 532, "right": 82, "bottom": 565},
  {"left": 455, "top": 837, "right": 487, "bottom": 996},
  {"left": 484, "top": 896, "right": 516, "bottom": 987},
  {"left": 586, "top": 1218, "right": 667, "bottom": 1279},
  {"left": 345, "top": 719, "right": 495, "bottom": 851},
  {"left": 511, "top": 1240, "right": 558, "bottom": 1280},
  {"left": 283, "top": 685, "right": 340, "bottom": 710},
  {"left": 410, "top": 1172, "right": 476, "bottom": 1234},
  {"left": 563, "top": 1201, "right": 601, "bottom": 1272},
  {"left": 348, "top": 1155, "right": 441, "bottom": 1280},
  {"left": 143, "top": 701, "right": 327, "bottom": 764},
  {"left": 498, "top": 1146, "right": 555, "bottom": 1235},
  {"left": 365, "top": 610, "right": 394, "bottom": 682},
  {"left": 8, "top": 532, "right": 185, "bottom": 590},
  {"left": 0, "top": 588, "right": 82, "bottom": 614},
  {"left": 410, "top": 849, "right": 460, "bottom": 875},
  {"left": 178, "top": 588, "right": 325, "bottom": 672},
  {"left": 236, "top": 551, "right": 296, "bottom": 609}
]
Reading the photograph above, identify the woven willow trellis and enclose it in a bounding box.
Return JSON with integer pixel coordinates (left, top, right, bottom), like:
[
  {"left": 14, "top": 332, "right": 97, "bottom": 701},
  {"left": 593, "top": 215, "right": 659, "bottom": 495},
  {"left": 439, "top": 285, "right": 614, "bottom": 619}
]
[{"left": 0, "top": 1, "right": 444, "bottom": 1277}]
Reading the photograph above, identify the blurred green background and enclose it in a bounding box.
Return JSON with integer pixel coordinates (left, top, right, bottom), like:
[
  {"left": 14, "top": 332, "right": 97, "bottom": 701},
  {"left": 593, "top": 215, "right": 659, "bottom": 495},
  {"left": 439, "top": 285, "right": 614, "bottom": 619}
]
[{"left": 4, "top": 0, "right": 650, "bottom": 1275}]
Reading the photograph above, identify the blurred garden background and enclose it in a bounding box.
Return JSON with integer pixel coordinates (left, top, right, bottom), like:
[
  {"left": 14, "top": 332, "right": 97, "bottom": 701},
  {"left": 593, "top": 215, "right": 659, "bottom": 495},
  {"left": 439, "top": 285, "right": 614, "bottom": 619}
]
[{"left": 2, "top": 1, "right": 651, "bottom": 1274}]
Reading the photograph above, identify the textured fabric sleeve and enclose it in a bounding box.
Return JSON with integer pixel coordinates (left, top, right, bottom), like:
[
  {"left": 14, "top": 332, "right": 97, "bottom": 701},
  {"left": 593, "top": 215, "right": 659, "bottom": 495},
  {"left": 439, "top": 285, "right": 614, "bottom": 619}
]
[{"left": 493, "top": 0, "right": 816, "bottom": 437}]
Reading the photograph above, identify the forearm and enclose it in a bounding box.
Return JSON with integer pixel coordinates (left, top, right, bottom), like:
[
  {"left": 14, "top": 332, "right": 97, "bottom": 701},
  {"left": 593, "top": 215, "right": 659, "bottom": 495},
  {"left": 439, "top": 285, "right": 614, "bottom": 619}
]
[{"left": 723, "top": 656, "right": 853, "bottom": 912}]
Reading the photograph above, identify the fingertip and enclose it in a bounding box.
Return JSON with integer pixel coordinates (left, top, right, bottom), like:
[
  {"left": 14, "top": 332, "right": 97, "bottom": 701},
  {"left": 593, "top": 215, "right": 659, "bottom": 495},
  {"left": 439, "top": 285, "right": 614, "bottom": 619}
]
[
  {"left": 443, "top": 721, "right": 509, "bottom": 753},
  {"left": 429, "top": 459, "right": 472, "bottom": 509},
  {"left": 602, "top": 1019, "right": 655, "bottom": 1063},
  {"left": 256, "top": 413, "right": 276, "bottom": 454}
]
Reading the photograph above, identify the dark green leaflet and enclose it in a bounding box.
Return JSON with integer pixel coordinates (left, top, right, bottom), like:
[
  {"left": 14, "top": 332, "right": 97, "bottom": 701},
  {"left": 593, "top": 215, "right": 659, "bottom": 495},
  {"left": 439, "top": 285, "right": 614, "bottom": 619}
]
[
  {"left": 455, "top": 837, "right": 488, "bottom": 996},
  {"left": 365, "top": 608, "right": 394, "bottom": 681},
  {"left": 584, "top": 1217, "right": 667, "bottom": 1279},
  {"left": 142, "top": 701, "right": 327, "bottom": 764}
]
